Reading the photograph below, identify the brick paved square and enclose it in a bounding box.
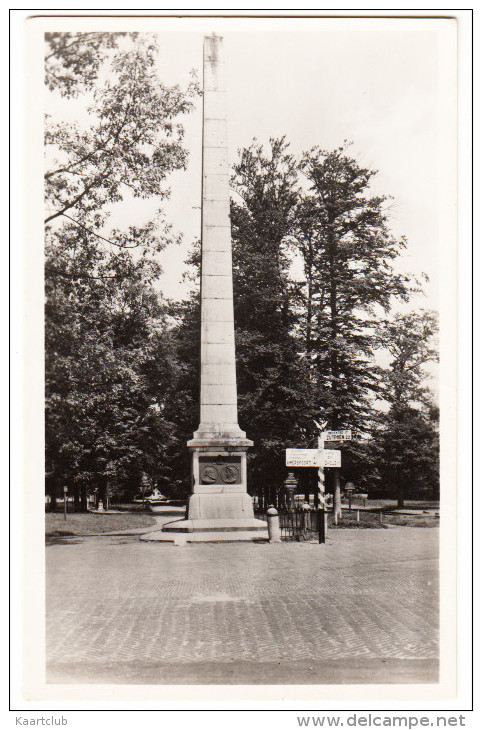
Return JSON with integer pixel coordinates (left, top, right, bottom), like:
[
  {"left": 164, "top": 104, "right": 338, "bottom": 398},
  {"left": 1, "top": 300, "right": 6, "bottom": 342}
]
[{"left": 46, "top": 527, "right": 438, "bottom": 684}]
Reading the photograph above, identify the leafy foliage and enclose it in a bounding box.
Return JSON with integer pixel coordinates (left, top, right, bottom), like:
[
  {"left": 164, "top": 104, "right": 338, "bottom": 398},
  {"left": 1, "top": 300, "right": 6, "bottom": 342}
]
[
  {"left": 370, "top": 310, "right": 439, "bottom": 505},
  {"left": 376, "top": 310, "right": 439, "bottom": 408},
  {"left": 371, "top": 405, "right": 439, "bottom": 505},
  {"left": 45, "top": 34, "right": 197, "bottom": 226},
  {"left": 45, "top": 32, "right": 125, "bottom": 97},
  {"left": 294, "top": 143, "right": 420, "bottom": 431},
  {"left": 44, "top": 33, "right": 197, "bottom": 507},
  {"left": 230, "top": 139, "right": 314, "bottom": 497}
]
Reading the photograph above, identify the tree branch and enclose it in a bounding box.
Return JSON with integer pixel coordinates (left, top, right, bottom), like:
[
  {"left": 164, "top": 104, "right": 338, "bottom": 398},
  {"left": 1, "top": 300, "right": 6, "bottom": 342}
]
[{"left": 61, "top": 214, "right": 142, "bottom": 249}]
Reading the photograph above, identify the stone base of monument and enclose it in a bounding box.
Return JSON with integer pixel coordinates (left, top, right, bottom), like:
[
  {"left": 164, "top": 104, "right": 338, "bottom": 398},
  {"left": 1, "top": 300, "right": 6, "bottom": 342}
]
[
  {"left": 154, "top": 493, "right": 269, "bottom": 542},
  {"left": 163, "top": 517, "right": 268, "bottom": 533},
  {"left": 141, "top": 517, "right": 268, "bottom": 543},
  {"left": 145, "top": 442, "right": 268, "bottom": 542}
]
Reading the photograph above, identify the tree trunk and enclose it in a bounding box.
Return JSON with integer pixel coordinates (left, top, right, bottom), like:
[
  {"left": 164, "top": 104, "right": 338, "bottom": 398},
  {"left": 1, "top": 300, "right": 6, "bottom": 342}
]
[
  {"left": 46, "top": 474, "right": 57, "bottom": 511},
  {"left": 80, "top": 485, "right": 88, "bottom": 512}
]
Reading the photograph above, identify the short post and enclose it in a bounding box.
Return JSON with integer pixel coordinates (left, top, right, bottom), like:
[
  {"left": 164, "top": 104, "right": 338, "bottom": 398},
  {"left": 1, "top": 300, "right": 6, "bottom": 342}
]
[
  {"left": 267, "top": 505, "right": 281, "bottom": 543},
  {"left": 63, "top": 486, "right": 68, "bottom": 521},
  {"left": 379, "top": 511, "right": 383, "bottom": 524},
  {"left": 356, "top": 510, "right": 360, "bottom": 522}
]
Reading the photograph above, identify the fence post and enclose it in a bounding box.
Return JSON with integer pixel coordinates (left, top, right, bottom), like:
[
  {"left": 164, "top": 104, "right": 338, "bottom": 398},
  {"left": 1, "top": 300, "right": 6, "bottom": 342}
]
[{"left": 267, "top": 506, "right": 281, "bottom": 543}]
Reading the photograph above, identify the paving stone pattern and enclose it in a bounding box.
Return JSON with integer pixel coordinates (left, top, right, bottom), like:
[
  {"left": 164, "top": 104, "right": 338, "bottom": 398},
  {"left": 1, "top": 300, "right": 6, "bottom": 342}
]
[{"left": 46, "top": 528, "right": 438, "bottom": 683}]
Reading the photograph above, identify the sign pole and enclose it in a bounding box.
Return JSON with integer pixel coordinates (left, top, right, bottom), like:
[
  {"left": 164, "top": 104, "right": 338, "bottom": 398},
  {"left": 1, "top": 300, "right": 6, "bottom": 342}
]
[{"left": 317, "top": 433, "right": 326, "bottom": 544}]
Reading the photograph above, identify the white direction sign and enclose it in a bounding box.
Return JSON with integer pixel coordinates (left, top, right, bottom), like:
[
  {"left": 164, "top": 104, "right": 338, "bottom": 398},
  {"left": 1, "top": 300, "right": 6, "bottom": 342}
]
[
  {"left": 324, "top": 430, "right": 352, "bottom": 441},
  {"left": 286, "top": 449, "right": 319, "bottom": 467},
  {"left": 286, "top": 449, "right": 341, "bottom": 468},
  {"left": 322, "top": 449, "right": 342, "bottom": 467}
]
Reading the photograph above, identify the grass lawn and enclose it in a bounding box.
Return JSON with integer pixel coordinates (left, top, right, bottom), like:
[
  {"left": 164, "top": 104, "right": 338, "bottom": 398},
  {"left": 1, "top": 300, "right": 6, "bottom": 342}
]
[
  {"left": 45, "top": 512, "right": 157, "bottom": 536},
  {"left": 350, "top": 499, "right": 439, "bottom": 511},
  {"left": 328, "top": 510, "right": 438, "bottom": 529}
]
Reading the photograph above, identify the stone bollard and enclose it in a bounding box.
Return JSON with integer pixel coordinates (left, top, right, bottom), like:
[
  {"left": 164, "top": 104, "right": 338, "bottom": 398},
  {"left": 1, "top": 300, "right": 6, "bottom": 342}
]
[{"left": 267, "top": 505, "right": 281, "bottom": 543}]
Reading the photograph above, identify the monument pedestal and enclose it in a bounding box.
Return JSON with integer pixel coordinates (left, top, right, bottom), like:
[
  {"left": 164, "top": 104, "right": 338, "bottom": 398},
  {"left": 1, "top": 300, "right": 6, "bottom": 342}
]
[{"left": 161, "top": 440, "right": 268, "bottom": 540}]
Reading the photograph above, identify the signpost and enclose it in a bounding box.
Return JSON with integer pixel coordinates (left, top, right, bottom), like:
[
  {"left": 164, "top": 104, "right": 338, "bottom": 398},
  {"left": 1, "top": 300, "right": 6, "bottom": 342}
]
[
  {"left": 63, "top": 486, "right": 68, "bottom": 521},
  {"left": 285, "top": 449, "right": 341, "bottom": 468},
  {"left": 325, "top": 430, "right": 352, "bottom": 441},
  {"left": 322, "top": 450, "right": 342, "bottom": 467},
  {"left": 316, "top": 432, "right": 326, "bottom": 543},
  {"left": 285, "top": 425, "right": 354, "bottom": 544},
  {"left": 286, "top": 449, "right": 320, "bottom": 467}
]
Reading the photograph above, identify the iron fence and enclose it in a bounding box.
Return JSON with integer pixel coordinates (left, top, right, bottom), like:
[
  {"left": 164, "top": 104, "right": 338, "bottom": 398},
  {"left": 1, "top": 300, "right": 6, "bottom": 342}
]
[{"left": 254, "top": 508, "right": 322, "bottom": 541}]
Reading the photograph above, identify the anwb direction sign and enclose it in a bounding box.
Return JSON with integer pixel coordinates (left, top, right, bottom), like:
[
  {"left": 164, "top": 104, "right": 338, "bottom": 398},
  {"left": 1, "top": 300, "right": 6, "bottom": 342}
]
[{"left": 286, "top": 449, "right": 341, "bottom": 468}]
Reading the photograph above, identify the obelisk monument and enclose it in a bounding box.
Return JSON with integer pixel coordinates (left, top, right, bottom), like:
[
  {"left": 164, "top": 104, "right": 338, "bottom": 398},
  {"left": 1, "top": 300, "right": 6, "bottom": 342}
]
[{"left": 163, "top": 34, "right": 268, "bottom": 540}]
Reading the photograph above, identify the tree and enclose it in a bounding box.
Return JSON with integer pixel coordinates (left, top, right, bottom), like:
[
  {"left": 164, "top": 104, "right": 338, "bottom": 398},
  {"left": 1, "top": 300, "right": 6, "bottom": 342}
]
[
  {"left": 373, "top": 310, "right": 439, "bottom": 506},
  {"left": 294, "top": 144, "right": 421, "bottom": 514},
  {"left": 44, "top": 32, "right": 198, "bottom": 508},
  {"left": 160, "top": 246, "right": 202, "bottom": 498},
  {"left": 230, "top": 139, "right": 314, "bottom": 504},
  {"left": 45, "top": 228, "right": 180, "bottom": 508},
  {"left": 376, "top": 310, "right": 439, "bottom": 409},
  {"left": 372, "top": 404, "right": 439, "bottom": 506},
  {"left": 45, "top": 32, "right": 127, "bottom": 97},
  {"left": 45, "top": 33, "right": 197, "bottom": 228}
]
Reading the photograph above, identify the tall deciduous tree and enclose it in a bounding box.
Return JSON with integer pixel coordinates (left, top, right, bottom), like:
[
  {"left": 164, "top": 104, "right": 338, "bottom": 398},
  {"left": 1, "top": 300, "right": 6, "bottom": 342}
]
[
  {"left": 230, "top": 139, "right": 313, "bottom": 503},
  {"left": 372, "top": 310, "right": 439, "bottom": 506},
  {"left": 44, "top": 32, "right": 197, "bottom": 507},
  {"left": 45, "top": 230, "right": 179, "bottom": 508},
  {"left": 295, "top": 144, "right": 421, "bottom": 513},
  {"left": 376, "top": 310, "right": 439, "bottom": 409}
]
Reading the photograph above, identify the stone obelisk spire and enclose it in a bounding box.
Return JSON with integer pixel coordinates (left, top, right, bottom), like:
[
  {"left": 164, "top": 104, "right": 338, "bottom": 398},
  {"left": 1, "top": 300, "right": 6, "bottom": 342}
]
[
  {"left": 162, "top": 34, "right": 267, "bottom": 540},
  {"left": 191, "top": 33, "right": 249, "bottom": 444}
]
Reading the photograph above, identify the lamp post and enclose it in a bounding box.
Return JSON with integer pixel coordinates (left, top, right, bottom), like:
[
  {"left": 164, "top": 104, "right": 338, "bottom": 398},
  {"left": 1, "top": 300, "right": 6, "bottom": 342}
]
[
  {"left": 345, "top": 482, "right": 355, "bottom": 512},
  {"left": 284, "top": 471, "right": 298, "bottom": 510}
]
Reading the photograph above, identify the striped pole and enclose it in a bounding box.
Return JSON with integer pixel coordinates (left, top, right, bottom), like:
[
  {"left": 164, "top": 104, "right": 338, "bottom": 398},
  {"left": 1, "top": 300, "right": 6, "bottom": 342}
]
[{"left": 317, "top": 433, "right": 326, "bottom": 543}]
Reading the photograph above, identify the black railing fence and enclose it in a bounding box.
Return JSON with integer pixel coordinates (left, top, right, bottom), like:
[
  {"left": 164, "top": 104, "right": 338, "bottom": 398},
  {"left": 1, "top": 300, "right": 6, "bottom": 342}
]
[{"left": 254, "top": 508, "right": 322, "bottom": 541}]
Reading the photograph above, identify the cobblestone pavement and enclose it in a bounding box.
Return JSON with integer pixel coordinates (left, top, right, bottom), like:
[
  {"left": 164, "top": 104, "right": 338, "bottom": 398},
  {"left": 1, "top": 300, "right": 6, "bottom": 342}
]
[{"left": 46, "top": 527, "right": 438, "bottom": 685}]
